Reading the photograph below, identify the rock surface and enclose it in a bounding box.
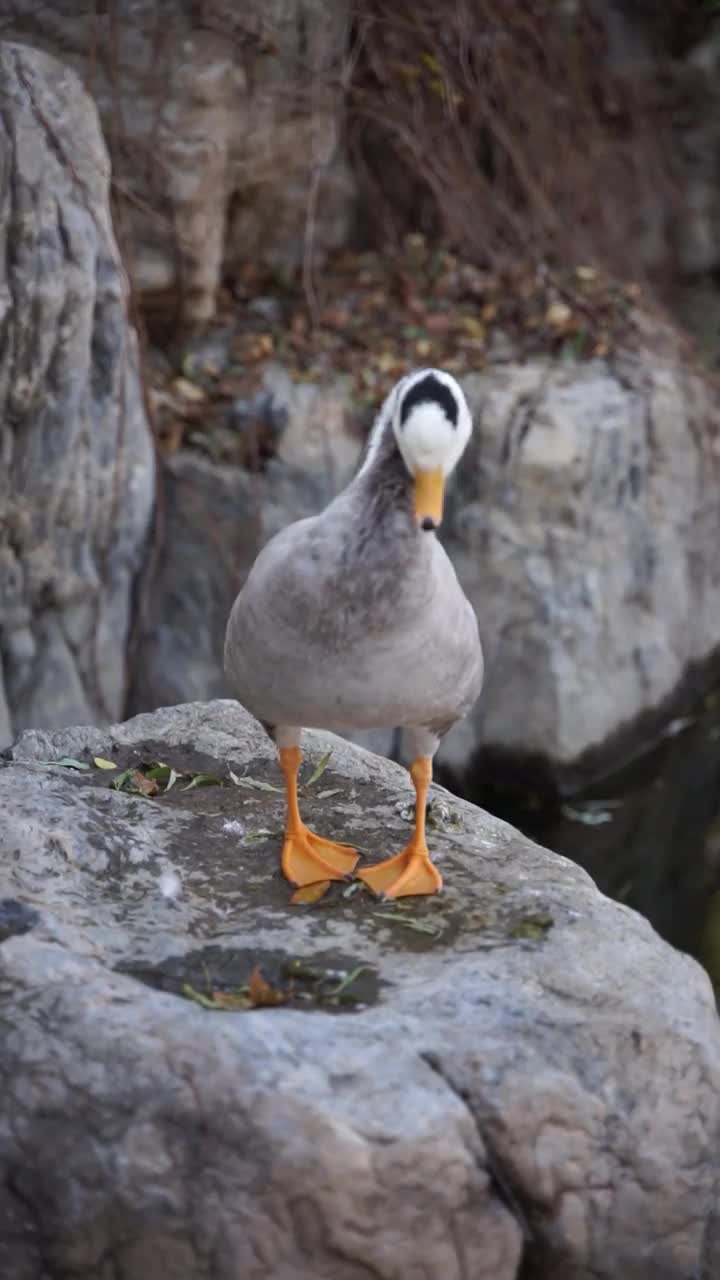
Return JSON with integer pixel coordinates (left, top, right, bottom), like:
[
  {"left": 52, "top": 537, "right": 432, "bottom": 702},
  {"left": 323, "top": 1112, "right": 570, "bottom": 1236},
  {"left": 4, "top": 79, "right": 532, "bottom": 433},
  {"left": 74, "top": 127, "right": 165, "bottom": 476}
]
[
  {"left": 4, "top": 1, "right": 355, "bottom": 330},
  {"left": 445, "top": 327, "right": 720, "bottom": 784},
  {"left": 1, "top": 700, "right": 718, "bottom": 1279},
  {"left": 0, "top": 43, "right": 154, "bottom": 750}
]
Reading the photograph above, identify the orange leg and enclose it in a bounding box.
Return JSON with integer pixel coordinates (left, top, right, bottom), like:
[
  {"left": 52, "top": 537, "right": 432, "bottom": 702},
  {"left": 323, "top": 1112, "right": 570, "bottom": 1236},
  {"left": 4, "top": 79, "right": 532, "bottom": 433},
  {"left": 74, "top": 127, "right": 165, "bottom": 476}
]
[
  {"left": 357, "top": 757, "right": 442, "bottom": 898},
  {"left": 279, "top": 747, "right": 359, "bottom": 886}
]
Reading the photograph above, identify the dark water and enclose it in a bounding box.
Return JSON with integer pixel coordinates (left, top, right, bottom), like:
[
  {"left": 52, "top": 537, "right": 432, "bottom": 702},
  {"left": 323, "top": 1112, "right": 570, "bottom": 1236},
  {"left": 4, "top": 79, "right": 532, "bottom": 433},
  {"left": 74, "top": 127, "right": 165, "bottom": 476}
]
[{"left": 464, "top": 688, "right": 720, "bottom": 988}]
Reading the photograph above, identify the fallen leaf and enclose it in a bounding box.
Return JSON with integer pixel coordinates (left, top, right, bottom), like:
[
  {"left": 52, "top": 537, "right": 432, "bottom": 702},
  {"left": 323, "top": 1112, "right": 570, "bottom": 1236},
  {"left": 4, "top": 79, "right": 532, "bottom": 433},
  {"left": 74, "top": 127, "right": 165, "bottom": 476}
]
[
  {"left": 172, "top": 376, "right": 206, "bottom": 402},
  {"left": 304, "top": 750, "right": 332, "bottom": 789},
  {"left": 110, "top": 765, "right": 162, "bottom": 796},
  {"left": 510, "top": 912, "right": 554, "bottom": 941},
  {"left": 140, "top": 763, "right": 181, "bottom": 793},
  {"left": 181, "top": 773, "right": 225, "bottom": 792},
  {"left": 376, "top": 351, "right": 399, "bottom": 374},
  {"left": 144, "top": 763, "right": 172, "bottom": 780},
  {"left": 133, "top": 770, "right": 160, "bottom": 797},
  {"left": 37, "top": 756, "right": 90, "bottom": 771},
  {"left": 247, "top": 966, "right": 287, "bottom": 1006},
  {"left": 464, "top": 907, "right": 499, "bottom": 929},
  {"left": 425, "top": 313, "right": 452, "bottom": 333},
  {"left": 111, "top": 767, "right": 136, "bottom": 792},
  {"left": 560, "top": 804, "right": 614, "bottom": 826},
  {"left": 208, "top": 988, "right": 252, "bottom": 1010},
  {"left": 182, "top": 982, "right": 252, "bottom": 1011},
  {"left": 545, "top": 301, "right": 572, "bottom": 327},
  {"left": 93, "top": 756, "right": 117, "bottom": 770},
  {"left": 181, "top": 984, "right": 220, "bottom": 1009},
  {"left": 231, "top": 775, "right": 282, "bottom": 793},
  {"left": 460, "top": 315, "right": 485, "bottom": 339},
  {"left": 374, "top": 912, "right": 443, "bottom": 936},
  {"left": 291, "top": 880, "right": 332, "bottom": 905},
  {"left": 326, "top": 965, "right": 372, "bottom": 998}
]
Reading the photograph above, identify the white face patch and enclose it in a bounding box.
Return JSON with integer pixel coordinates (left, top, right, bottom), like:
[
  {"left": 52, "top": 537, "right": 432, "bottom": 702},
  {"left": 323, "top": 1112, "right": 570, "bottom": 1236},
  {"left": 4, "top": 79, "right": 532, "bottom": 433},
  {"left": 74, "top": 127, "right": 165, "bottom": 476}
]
[
  {"left": 357, "top": 368, "right": 473, "bottom": 479},
  {"left": 393, "top": 369, "right": 472, "bottom": 477},
  {"left": 396, "top": 401, "right": 463, "bottom": 475}
]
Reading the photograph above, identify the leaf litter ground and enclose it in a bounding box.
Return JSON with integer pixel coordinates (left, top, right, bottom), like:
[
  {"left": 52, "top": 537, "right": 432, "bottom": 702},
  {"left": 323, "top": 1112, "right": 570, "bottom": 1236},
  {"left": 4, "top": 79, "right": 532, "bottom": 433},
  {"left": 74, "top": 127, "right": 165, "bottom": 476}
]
[
  {"left": 29, "top": 739, "right": 554, "bottom": 1013},
  {"left": 146, "top": 239, "right": 648, "bottom": 469}
]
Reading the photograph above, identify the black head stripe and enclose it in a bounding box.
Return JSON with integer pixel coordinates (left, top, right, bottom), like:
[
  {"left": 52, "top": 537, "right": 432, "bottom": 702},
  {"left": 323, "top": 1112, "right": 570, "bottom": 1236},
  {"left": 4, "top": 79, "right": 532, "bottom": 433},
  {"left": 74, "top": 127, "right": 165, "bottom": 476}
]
[{"left": 399, "top": 373, "right": 459, "bottom": 428}]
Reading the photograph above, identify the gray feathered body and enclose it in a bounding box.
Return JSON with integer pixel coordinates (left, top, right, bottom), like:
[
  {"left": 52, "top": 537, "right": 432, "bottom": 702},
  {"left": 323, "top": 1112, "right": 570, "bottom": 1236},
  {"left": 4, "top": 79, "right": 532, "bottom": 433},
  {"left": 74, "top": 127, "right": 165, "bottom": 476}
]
[{"left": 224, "top": 427, "right": 483, "bottom": 747}]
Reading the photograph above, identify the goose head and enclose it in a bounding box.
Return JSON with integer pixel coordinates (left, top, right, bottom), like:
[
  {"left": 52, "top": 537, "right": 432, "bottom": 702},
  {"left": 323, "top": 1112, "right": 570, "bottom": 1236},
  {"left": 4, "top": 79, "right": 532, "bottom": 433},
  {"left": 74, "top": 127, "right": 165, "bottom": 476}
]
[{"left": 389, "top": 369, "right": 473, "bottom": 531}]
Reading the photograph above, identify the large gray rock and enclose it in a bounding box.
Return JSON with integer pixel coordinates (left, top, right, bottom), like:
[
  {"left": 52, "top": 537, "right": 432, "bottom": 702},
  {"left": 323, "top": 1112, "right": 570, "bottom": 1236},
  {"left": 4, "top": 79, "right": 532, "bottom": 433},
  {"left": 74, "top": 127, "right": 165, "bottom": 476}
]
[
  {"left": 1, "top": 700, "right": 718, "bottom": 1278},
  {"left": 444, "top": 329, "right": 720, "bottom": 784},
  {"left": 3, "top": 1, "right": 355, "bottom": 330},
  {"left": 0, "top": 43, "right": 154, "bottom": 749}
]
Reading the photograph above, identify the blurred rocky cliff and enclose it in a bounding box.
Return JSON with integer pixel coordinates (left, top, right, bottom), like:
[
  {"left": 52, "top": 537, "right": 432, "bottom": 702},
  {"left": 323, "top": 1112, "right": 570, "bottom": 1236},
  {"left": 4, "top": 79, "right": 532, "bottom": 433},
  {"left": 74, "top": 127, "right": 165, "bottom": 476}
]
[
  {"left": 3, "top": 2, "right": 720, "bottom": 331},
  {"left": 1, "top": 1, "right": 720, "bottom": 793}
]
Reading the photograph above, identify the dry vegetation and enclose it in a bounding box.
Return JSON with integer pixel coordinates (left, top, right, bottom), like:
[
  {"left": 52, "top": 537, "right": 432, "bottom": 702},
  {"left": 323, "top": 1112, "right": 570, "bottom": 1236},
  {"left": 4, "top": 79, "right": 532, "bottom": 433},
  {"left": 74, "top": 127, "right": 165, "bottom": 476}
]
[
  {"left": 148, "top": 240, "right": 646, "bottom": 468},
  {"left": 3, "top": 1, "right": 715, "bottom": 290},
  {"left": 346, "top": 0, "right": 713, "bottom": 281},
  {"left": 2, "top": 1, "right": 717, "bottom": 462}
]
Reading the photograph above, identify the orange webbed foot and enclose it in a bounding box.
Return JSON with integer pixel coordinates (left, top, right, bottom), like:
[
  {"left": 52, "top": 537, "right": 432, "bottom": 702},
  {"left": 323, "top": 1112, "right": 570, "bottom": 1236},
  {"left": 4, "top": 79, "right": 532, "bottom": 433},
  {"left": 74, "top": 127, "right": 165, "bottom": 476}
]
[
  {"left": 357, "top": 844, "right": 442, "bottom": 899},
  {"left": 357, "top": 754, "right": 441, "bottom": 898},
  {"left": 281, "top": 827, "right": 359, "bottom": 887}
]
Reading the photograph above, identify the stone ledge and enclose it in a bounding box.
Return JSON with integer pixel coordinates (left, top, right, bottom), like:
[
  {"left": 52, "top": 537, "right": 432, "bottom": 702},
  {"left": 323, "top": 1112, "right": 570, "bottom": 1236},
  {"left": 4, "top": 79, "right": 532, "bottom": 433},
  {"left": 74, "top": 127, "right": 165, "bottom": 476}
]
[{"left": 1, "top": 700, "right": 718, "bottom": 1279}]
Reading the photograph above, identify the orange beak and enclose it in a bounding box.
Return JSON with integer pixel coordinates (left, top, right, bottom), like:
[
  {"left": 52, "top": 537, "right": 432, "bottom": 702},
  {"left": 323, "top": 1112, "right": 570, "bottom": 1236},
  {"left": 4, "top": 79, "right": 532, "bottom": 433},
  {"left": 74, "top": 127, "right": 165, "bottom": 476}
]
[{"left": 414, "top": 467, "right": 445, "bottom": 530}]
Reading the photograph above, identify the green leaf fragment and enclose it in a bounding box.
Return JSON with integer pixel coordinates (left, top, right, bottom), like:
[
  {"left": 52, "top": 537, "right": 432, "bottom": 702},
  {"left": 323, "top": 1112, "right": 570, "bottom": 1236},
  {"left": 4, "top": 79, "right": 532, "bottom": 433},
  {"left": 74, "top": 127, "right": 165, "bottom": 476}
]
[
  {"left": 144, "top": 763, "right": 172, "bottom": 780},
  {"left": 181, "top": 983, "right": 221, "bottom": 1009},
  {"left": 327, "top": 965, "right": 372, "bottom": 998},
  {"left": 510, "top": 912, "right": 554, "bottom": 941},
  {"left": 304, "top": 750, "right": 332, "bottom": 788},
  {"left": 231, "top": 776, "right": 282, "bottom": 793},
  {"left": 181, "top": 773, "right": 225, "bottom": 791},
  {"left": 143, "top": 762, "right": 181, "bottom": 792},
  {"left": 181, "top": 983, "right": 251, "bottom": 1011},
  {"left": 374, "top": 912, "right": 443, "bottom": 936},
  {"left": 111, "top": 768, "right": 137, "bottom": 791}
]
